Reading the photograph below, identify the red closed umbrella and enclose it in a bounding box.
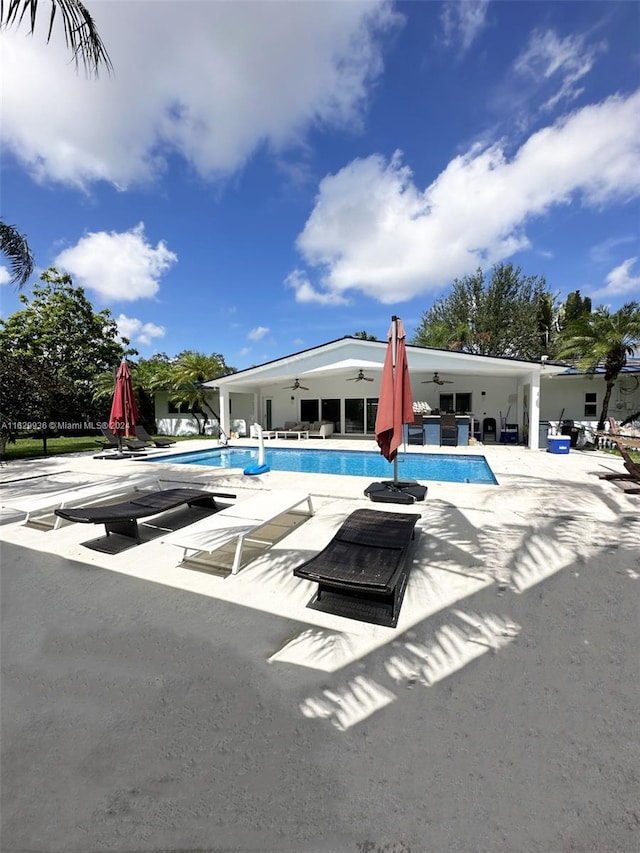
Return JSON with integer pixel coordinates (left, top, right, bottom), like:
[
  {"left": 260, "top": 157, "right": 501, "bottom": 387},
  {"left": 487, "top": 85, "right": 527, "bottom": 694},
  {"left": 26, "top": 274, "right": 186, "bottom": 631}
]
[
  {"left": 375, "top": 316, "right": 414, "bottom": 478},
  {"left": 109, "top": 359, "right": 138, "bottom": 453}
]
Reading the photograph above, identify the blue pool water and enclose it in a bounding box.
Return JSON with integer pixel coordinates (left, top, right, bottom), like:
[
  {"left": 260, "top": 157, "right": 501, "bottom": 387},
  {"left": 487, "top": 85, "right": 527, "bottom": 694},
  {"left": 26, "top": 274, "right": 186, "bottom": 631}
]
[{"left": 146, "top": 447, "right": 498, "bottom": 485}]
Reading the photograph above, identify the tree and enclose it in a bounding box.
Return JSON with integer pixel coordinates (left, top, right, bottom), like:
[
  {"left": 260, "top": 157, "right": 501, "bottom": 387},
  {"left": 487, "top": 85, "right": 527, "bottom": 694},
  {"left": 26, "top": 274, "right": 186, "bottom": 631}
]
[
  {"left": 412, "top": 263, "right": 554, "bottom": 360},
  {"left": 1, "top": 0, "right": 113, "bottom": 76},
  {"left": 0, "top": 268, "right": 130, "bottom": 451},
  {"left": 168, "top": 351, "right": 236, "bottom": 435},
  {"left": 556, "top": 301, "right": 640, "bottom": 431},
  {"left": 0, "top": 220, "right": 35, "bottom": 287},
  {"left": 561, "top": 290, "right": 592, "bottom": 327},
  {"left": 0, "top": 348, "right": 55, "bottom": 453},
  {"left": 353, "top": 331, "right": 378, "bottom": 341}
]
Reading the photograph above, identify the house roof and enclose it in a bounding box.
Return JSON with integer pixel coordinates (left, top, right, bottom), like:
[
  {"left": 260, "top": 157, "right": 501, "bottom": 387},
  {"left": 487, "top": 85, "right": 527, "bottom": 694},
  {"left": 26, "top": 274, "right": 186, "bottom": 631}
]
[{"left": 204, "top": 336, "right": 558, "bottom": 391}]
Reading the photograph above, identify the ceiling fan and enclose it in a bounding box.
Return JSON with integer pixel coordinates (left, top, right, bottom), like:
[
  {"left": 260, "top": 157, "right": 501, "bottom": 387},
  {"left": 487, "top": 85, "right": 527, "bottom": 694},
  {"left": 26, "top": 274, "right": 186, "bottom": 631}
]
[
  {"left": 422, "top": 372, "right": 454, "bottom": 386},
  {"left": 282, "top": 378, "right": 309, "bottom": 390},
  {"left": 346, "top": 369, "right": 374, "bottom": 383}
]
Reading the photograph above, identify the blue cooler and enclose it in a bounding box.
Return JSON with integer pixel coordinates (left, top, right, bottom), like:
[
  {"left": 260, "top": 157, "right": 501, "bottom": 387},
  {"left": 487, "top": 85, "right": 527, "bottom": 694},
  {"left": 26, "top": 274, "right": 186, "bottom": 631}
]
[{"left": 547, "top": 436, "right": 570, "bottom": 454}]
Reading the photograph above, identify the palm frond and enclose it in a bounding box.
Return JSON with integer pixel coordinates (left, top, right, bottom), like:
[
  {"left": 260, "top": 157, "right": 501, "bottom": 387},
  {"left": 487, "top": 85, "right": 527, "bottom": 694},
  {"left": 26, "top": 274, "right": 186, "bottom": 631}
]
[
  {"left": 1, "top": 0, "right": 113, "bottom": 77},
  {"left": 0, "top": 220, "right": 35, "bottom": 287}
]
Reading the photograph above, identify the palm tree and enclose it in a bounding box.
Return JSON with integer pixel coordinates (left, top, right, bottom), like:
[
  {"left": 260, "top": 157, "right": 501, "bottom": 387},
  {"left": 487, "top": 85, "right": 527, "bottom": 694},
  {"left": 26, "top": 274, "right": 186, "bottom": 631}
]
[
  {"left": 557, "top": 301, "right": 640, "bottom": 431},
  {"left": 169, "top": 351, "right": 235, "bottom": 435},
  {"left": 0, "top": 220, "right": 34, "bottom": 286},
  {"left": 1, "top": 0, "right": 113, "bottom": 76}
]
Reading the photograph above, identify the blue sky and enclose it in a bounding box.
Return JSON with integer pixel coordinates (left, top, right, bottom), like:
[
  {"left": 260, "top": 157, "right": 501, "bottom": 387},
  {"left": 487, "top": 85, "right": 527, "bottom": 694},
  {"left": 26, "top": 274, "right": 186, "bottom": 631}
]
[{"left": 1, "top": 0, "right": 639, "bottom": 370}]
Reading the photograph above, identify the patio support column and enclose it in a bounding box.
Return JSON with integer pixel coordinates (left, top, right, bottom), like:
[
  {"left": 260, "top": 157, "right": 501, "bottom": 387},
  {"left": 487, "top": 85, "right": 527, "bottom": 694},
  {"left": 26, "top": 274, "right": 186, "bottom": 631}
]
[
  {"left": 218, "top": 388, "right": 231, "bottom": 439},
  {"left": 528, "top": 371, "right": 541, "bottom": 450}
]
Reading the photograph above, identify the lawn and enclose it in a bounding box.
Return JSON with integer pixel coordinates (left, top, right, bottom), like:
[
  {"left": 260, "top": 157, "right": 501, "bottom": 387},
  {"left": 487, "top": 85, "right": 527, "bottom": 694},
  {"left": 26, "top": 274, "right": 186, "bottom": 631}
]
[{"left": 1, "top": 433, "right": 218, "bottom": 461}]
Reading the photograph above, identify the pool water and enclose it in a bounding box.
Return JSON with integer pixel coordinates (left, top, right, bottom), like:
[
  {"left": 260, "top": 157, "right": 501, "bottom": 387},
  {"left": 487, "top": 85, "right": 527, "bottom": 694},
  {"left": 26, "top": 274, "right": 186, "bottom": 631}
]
[{"left": 146, "top": 446, "right": 498, "bottom": 485}]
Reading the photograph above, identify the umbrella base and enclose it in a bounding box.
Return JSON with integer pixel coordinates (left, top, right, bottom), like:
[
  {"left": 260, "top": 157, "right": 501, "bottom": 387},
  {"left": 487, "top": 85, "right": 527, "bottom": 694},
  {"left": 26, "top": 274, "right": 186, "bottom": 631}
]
[{"left": 364, "top": 480, "right": 427, "bottom": 504}]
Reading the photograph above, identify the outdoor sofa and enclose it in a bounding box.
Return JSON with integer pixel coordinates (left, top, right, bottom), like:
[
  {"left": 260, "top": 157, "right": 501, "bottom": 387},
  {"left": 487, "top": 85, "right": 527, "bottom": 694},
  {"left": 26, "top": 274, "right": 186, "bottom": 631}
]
[
  {"left": 267, "top": 420, "right": 333, "bottom": 439},
  {"left": 309, "top": 421, "right": 334, "bottom": 439}
]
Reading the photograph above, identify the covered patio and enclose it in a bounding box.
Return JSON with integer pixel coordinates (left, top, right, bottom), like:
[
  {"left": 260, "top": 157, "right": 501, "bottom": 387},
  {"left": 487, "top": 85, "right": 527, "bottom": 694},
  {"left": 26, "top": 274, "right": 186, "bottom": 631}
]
[{"left": 205, "top": 336, "right": 565, "bottom": 450}]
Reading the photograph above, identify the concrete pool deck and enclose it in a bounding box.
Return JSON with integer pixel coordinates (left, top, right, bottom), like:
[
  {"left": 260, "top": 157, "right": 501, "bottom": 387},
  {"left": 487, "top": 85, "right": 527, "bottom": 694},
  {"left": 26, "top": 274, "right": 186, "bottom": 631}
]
[{"left": 1, "top": 439, "right": 639, "bottom": 852}]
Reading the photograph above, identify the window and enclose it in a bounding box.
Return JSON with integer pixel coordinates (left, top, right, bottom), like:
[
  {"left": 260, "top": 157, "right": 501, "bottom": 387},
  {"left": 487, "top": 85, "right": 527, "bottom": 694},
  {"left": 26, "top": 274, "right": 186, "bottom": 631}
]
[
  {"left": 300, "top": 398, "right": 319, "bottom": 423},
  {"left": 321, "top": 399, "right": 340, "bottom": 432},
  {"left": 584, "top": 392, "right": 597, "bottom": 417},
  {"left": 439, "top": 392, "right": 472, "bottom": 414},
  {"left": 345, "top": 398, "right": 365, "bottom": 433},
  {"left": 366, "top": 399, "right": 379, "bottom": 434}
]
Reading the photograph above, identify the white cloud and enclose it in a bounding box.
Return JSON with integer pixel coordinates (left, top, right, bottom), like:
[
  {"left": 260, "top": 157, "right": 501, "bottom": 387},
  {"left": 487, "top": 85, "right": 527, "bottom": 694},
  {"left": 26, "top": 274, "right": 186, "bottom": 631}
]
[
  {"left": 1, "top": 1, "right": 399, "bottom": 189},
  {"left": 115, "top": 314, "right": 166, "bottom": 347},
  {"left": 53, "top": 223, "right": 177, "bottom": 301},
  {"left": 590, "top": 258, "right": 640, "bottom": 300},
  {"left": 0, "top": 267, "right": 11, "bottom": 285},
  {"left": 514, "top": 29, "right": 606, "bottom": 112},
  {"left": 590, "top": 235, "right": 638, "bottom": 264},
  {"left": 247, "top": 326, "right": 269, "bottom": 341},
  {"left": 440, "top": 0, "right": 489, "bottom": 53},
  {"left": 291, "top": 90, "right": 640, "bottom": 304},
  {"left": 285, "top": 268, "right": 350, "bottom": 306}
]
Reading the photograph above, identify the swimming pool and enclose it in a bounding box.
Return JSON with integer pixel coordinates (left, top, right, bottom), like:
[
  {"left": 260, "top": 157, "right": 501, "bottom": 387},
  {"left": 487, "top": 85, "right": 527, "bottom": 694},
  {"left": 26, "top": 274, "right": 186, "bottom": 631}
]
[{"left": 146, "top": 446, "right": 498, "bottom": 485}]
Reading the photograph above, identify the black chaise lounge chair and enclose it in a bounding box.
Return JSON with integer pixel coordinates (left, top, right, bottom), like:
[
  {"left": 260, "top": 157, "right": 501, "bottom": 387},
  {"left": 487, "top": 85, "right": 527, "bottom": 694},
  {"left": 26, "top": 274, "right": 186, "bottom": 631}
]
[
  {"left": 134, "top": 425, "right": 176, "bottom": 448},
  {"left": 55, "top": 488, "right": 236, "bottom": 544},
  {"left": 96, "top": 426, "right": 149, "bottom": 452},
  {"left": 293, "top": 508, "right": 420, "bottom": 628}
]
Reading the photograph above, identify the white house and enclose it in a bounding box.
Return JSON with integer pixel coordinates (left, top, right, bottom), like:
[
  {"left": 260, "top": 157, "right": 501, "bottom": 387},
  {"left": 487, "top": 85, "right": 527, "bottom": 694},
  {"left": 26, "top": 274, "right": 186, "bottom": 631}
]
[
  {"left": 199, "top": 337, "right": 560, "bottom": 450},
  {"left": 154, "top": 338, "right": 638, "bottom": 448}
]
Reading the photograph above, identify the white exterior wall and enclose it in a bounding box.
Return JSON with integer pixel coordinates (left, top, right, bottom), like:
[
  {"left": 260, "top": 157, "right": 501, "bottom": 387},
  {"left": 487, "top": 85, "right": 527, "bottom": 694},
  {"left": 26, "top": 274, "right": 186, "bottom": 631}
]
[
  {"left": 540, "top": 375, "right": 640, "bottom": 427},
  {"left": 154, "top": 390, "right": 222, "bottom": 436}
]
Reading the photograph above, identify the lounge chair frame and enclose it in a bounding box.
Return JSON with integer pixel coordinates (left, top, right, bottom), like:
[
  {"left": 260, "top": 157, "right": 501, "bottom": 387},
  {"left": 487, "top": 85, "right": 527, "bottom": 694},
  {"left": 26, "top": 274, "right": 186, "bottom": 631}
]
[
  {"left": 96, "top": 426, "right": 148, "bottom": 452},
  {"left": 161, "top": 490, "right": 314, "bottom": 574},
  {"left": 55, "top": 488, "right": 236, "bottom": 543},
  {"left": 2, "top": 475, "right": 163, "bottom": 529},
  {"left": 134, "top": 425, "right": 176, "bottom": 448},
  {"left": 598, "top": 438, "right": 640, "bottom": 494}
]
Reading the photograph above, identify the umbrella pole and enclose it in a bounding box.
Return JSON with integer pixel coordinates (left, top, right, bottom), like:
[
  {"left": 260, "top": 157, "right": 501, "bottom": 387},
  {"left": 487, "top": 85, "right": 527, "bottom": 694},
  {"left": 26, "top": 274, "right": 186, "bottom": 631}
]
[{"left": 391, "top": 315, "right": 399, "bottom": 483}]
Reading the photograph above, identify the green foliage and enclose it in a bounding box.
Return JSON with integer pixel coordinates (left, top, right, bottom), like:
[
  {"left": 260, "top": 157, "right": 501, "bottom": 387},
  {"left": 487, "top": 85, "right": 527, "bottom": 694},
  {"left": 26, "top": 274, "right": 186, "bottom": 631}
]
[
  {"left": 561, "top": 290, "right": 592, "bottom": 327},
  {"left": 0, "top": 219, "right": 35, "bottom": 287},
  {"left": 353, "top": 331, "right": 378, "bottom": 341},
  {"left": 167, "top": 351, "right": 236, "bottom": 434},
  {"left": 92, "top": 350, "right": 238, "bottom": 436},
  {"left": 93, "top": 353, "right": 173, "bottom": 429},
  {"left": 1, "top": 433, "right": 213, "bottom": 461},
  {"left": 557, "top": 301, "right": 640, "bottom": 430},
  {"left": 412, "top": 263, "right": 555, "bottom": 359},
  {"left": 0, "top": 268, "right": 130, "bottom": 450}
]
